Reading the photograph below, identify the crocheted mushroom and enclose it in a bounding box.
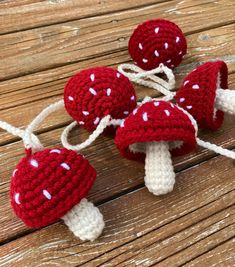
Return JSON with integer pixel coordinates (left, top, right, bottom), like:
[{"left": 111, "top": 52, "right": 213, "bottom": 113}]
[
  {"left": 10, "top": 148, "right": 104, "bottom": 241},
  {"left": 128, "top": 19, "right": 187, "bottom": 70},
  {"left": 175, "top": 61, "right": 235, "bottom": 130},
  {"left": 115, "top": 100, "right": 197, "bottom": 195},
  {"left": 64, "top": 67, "right": 137, "bottom": 132}
]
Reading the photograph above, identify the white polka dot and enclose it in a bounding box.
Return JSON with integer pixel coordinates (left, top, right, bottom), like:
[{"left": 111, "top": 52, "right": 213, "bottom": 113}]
[
  {"left": 82, "top": 111, "right": 89, "bottom": 116},
  {"left": 142, "top": 112, "right": 148, "bottom": 121},
  {"left": 13, "top": 169, "right": 18, "bottom": 177},
  {"left": 184, "top": 80, "right": 189, "bottom": 86},
  {"left": 94, "top": 117, "right": 100, "bottom": 125},
  {"left": 116, "top": 72, "right": 121, "bottom": 78},
  {"left": 123, "top": 111, "right": 129, "bottom": 115},
  {"left": 166, "top": 59, "right": 171, "bottom": 63},
  {"left": 165, "top": 109, "right": 170, "bottom": 116},
  {"left": 68, "top": 96, "right": 74, "bottom": 101},
  {"left": 120, "top": 121, "right": 125, "bottom": 128},
  {"left": 192, "top": 84, "right": 200, "bottom": 89},
  {"left": 179, "top": 51, "right": 183, "bottom": 55},
  {"left": 79, "top": 121, "right": 85, "bottom": 125},
  {"left": 164, "top": 42, "right": 168, "bottom": 49},
  {"left": 179, "top": 98, "right": 185, "bottom": 103},
  {"left": 61, "top": 163, "right": 70, "bottom": 170},
  {"left": 106, "top": 88, "right": 111, "bottom": 96},
  {"left": 138, "top": 43, "right": 143, "bottom": 50},
  {"left": 154, "top": 50, "right": 159, "bottom": 57},
  {"left": 90, "top": 74, "right": 95, "bottom": 82},
  {"left": 171, "top": 64, "right": 175, "bottom": 68},
  {"left": 133, "top": 108, "right": 138, "bottom": 115},
  {"left": 176, "top": 36, "right": 180, "bottom": 43},
  {"left": 89, "top": 88, "right": 97, "bottom": 95},
  {"left": 170, "top": 103, "right": 174, "bottom": 108},
  {"left": 30, "top": 159, "right": 38, "bottom": 168},
  {"left": 50, "top": 149, "right": 61, "bottom": 154},
  {"left": 143, "top": 58, "right": 148, "bottom": 63},
  {"left": 130, "top": 95, "right": 135, "bottom": 101},
  {"left": 154, "top": 101, "right": 160, "bottom": 107},
  {"left": 155, "top": 27, "right": 159, "bottom": 34},
  {"left": 14, "top": 193, "right": 20, "bottom": 205},
  {"left": 187, "top": 105, "right": 192, "bottom": 110},
  {"left": 43, "top": 190, "right": 52, "bottom": 200}
]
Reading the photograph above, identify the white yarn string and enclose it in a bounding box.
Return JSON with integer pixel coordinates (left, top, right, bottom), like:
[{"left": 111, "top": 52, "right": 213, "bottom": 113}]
[
  {"left": 196, "top": 138, "right": 235, "bottom": 159},
  {"left": 118, "top": 63, "right": 175, "bottom": 99},
  {"left": 0, "top": 120, "right": 43, "bottom": 150},
  {"left": 61, "top": 115, "right": 123, "bottom": 151},
  {"left": 24, "top": 100, "right": 64, "bottom": 150}
]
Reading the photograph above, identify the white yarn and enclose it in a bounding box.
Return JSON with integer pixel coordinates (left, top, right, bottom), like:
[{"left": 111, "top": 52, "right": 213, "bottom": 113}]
[
  {"left": 62, "top": 198, "right": 104, "bottom": 241},
  {"left": 196, "top": 138, "right": 235, "bottom": 159},
  {"left": 0, "top": 120, "right": 43, "bottom": 151},
  {"left": 24, "top": 100, "right": 64, "bottom": 151},
  {"left": 215, "top": 89, "right": 235, "bottom": 115},
  {"left": 118, "top": 63, "right": 175, "bottom": 99},
  {"left": 145, "top": 141, "right": 175, "bottom": 195},
  {"left": 61, "top": 115, "right": 123, "bottom": 151}
]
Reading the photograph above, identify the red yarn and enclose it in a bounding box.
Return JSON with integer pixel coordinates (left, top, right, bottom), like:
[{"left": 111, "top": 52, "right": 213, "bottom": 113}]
[
  {"left": 175, "top": 61, "right": 228, "bottom": 130},
  {"left": 10, "top": 148, "right": 96, "bottom": 228},
  {"left": 115, "top": 100, "right": 196, "bottom": 162},
  {"left": 64, "top": 67, "right": 137, "bottom": 132},
  {"left": 128, "top": 19, "right": 187, "bottom": 71}
]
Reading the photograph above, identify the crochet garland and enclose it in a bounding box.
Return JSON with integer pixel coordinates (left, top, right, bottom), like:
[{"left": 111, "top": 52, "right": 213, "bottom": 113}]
[{"left": 1, "top": 18, "right": 234, "bottom": 241}]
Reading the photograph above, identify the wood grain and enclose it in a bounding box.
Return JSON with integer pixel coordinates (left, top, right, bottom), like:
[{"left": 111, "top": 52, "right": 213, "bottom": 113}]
[
  {"left": 0, "top": 155, "right": 234, "bottom": 266},
  {"left": 0, "top": 0, "right": 234, "bottom": 266},
  {"left": 0, "top": 0, "right": 169, "bottom": 34},
  {"left": 0, "top": 0, "right": 235, "bottom": 80}
]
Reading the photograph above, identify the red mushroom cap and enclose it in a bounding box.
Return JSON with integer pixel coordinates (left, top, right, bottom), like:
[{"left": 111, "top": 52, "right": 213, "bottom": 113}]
[
  {"left": 10, "top": 148, "right": 96, "bottom": 228},
  {"left": 115, "top": 100, "right": 196, "bottom": 162},
  {"left": 128, "top": 19, "right": 187, "bottom": 71},
  {"left": 64, "top": 67, "right": 137, "bottom": 132},
  {"left": 175, "top": 61, "right": 228, "bottom": 130}
]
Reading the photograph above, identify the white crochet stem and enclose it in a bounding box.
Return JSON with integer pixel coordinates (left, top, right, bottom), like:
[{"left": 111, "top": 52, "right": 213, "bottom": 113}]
[
  {"left": 61, "top": 115, "right": 119, "bottom": 151},
  {"left": 145, "top": 141, "right": 175, "bottom": 196},
  {"left": 24, "top": 100, "right": 64, "bottom": 150},
  {"left": 62, "top": 198, "right": 104, "bottom": 241},
  {"left": 118, "top": 63, "right": 175, "bottom": 98},
  {"left": 215, "top": 89, "right": 235, "bottom": 115},
  {"left": 197, "top": 138, "right": 235, "bottom": 159},
  {"left": 0, "top": 120, "right": 43, "bottom": 151}
]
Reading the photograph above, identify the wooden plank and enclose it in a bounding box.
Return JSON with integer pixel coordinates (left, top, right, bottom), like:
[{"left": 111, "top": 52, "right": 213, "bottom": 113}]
[
  {"left": 85, "top": 205, "right": 235, "bottom": 266},
  {"left": 1, "top": 1, "right": 235, "bottom": 80},
  {"left": 0, "top": 24, "right": 234, "bottom": 145},
  {"left": 184, "top": 239, "right": 235, "bottom": 267},
  {"left": 0, "top": 155, "right": 234, "bottom": 266},
  {"left": 0, "top": 0, "right": 171, "bottom": 35},
  {"left": 0, "top": 109, "right": 234, "bottom": 243}
]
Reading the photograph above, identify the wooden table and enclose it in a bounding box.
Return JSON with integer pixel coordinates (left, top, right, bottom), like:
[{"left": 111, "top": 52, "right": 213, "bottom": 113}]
[{"left": 0, "top": 1, "right": 234, "bottom": 266}]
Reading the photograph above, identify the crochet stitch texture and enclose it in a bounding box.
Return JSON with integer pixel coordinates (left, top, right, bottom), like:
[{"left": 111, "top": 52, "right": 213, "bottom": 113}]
[
  {"left": 10, "top": 148, "right": 96, "bottom": 228},
  {"left": 115, "top": 100, "right": 196, "bottom": 162},
  {"left": 64, "top": 67, "right": 137, "bottom": 132},
  {"left": 128, "top": 19, "right": 187, "bottom": 71},
  {"left": 175, "top": 61, "right": 228, "bottom": 130}
]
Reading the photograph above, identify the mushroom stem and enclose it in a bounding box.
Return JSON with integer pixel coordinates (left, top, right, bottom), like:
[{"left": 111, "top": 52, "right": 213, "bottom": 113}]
[
  {"left": 62, "top": 198, "right": 104, "bottom": 241},
  {"left": 145, "top": 141, "right": 175, "bottom": 195},
  {"left": 215, "top": 89, "right": 235, "bottom": 115}
]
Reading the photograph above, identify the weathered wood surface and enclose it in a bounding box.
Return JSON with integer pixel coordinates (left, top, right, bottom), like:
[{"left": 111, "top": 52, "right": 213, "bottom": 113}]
[{"left": 0, "top": 0, "right": 234, "bottom": 266}]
